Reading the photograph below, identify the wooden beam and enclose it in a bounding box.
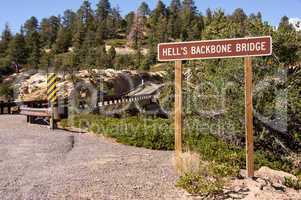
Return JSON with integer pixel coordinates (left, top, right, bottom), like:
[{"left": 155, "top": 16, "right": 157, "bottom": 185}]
[
  {"left": 244, "top": 57, "right": 254, "bottom": 178},
  {"left": 175, "top": 60, "right": 183, "bottom": 170}
]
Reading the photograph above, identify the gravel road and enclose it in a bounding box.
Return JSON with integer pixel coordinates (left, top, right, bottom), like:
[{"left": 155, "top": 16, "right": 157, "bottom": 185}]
[{"left": 0, "top": 115, "right": 189, "bottom": 200}]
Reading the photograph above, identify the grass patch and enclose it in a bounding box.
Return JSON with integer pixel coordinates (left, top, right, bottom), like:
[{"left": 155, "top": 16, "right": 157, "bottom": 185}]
[
  {"left": 62, "top": 114, "right": 174, "bottom": 150},
  {"left": 105, "top": 39, "right": 127, "bottom": 47}
]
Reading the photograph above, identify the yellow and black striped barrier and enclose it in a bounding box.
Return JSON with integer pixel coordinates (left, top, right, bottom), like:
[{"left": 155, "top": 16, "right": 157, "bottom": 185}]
[
  {"left": 47, "top": 73, "right": 59, "bottom": 129},
  {"left": 47, "top": 73, "right": 58, "bottom": 106}
]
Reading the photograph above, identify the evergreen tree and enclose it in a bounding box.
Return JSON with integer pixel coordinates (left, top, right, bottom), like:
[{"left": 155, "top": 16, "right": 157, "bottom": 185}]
[
  {"left": 274, "top": 16, "right": 299, "bottom": 65},
  {"left": 77, "top": 0, "right": 95, "bottom": 31},
  {"left": 206, "top": 8, "right": 213, "bottom": 25},
  {"left": 0, "top": 23, "right": 12, "bottom": 57},
  {"left": 54, "top": 26, "right": 71, "bottom": 53},
  {"left": 278, "top": 16, "right": 294, "bottom": 31},
  {"left": 95, "top": 45, "right": 108, "bottom": 68},
  {"left": 148, "top": 0, "right": 168, "bottom": 44},
  {"left": 181, "top": 0, "right": 203, "bottom": 40},
  {"left": 203, "top": 9, "right": 238, "bottom": 39},
  {"left": 24, "top": 16, "right": 39, "bottom": 35},
  {"left": 125, "top": 12, "right": 135, "bottom": 35},
  {"left": 108, "top": 46, "right": 116, "bottom": 68},
  {"left": 7, "top": 32, "right": 27, "bottom": 65},
  {"left": 231, "top": 8, "right": 247, "bottom": 36},
  {"left": 27, "top": 31, "right": 41, "bottom": 68},
  {"left": 168, "top": 0, "right": 182, "bottom": 39},
  {"left": 40, "top": 16, "right": 61, "bottom": 48},
  {"left": 127, "top": 12, "right": 144, "bottom": 49},
  {"left": 138, "top": 2, "right": 151, "bottom": 16},
  {"left": 95, "top": 0, "right": 112, "bottom": 39},
  {"left": 96, "top": 0, "right": 111, "bottom": 22},
  {"left": 23, "top": 17, "right": 41, "bottom": 68},
  {"left": 62, "top": 9, "right": 77, "bottom": 29},
  {"left": 81, "top": 30, "right": 97, "bottom": 67},
  {"left": 108, "top": 7, "right": 122, "bottom": 38}
]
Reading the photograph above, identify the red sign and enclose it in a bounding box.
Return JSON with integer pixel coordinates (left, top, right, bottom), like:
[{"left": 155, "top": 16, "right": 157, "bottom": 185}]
[{"left": 158, "top": 36, "right": 272, "bottom": 61}]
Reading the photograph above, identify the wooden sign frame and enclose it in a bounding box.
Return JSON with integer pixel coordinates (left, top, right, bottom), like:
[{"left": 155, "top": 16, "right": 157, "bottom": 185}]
[{"left": 158, "top": 36, "right": 273, "bottom": 178}]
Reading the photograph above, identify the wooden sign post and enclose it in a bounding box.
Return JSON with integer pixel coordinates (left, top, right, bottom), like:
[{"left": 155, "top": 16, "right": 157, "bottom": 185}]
[
  {"left": 244, "top": 57, "right": 254, "bottom": 177},
  {"left": 175, "top": 60, "right": 183, "bottom": 169},
  {"left": 158, "top": 36, "right": 272, "bottom": 177}
]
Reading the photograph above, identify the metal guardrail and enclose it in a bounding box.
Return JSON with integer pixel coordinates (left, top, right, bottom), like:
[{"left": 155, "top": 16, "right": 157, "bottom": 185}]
[
  {"left": 20, "top": 106, "right": 51, "bottom": 117},
  {"left": 1, "top": 93, "right": 156, "bottom": 115},
  {"left": 98, "top": 94, "right": 154, "bottom": 107},
  {"left": 0, "top": 100, "right": 48, "bottom": 115}
]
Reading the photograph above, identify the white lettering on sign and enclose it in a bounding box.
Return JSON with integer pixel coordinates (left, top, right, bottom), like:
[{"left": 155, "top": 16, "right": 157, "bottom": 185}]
[
  {"left": 162, "top": 47, "right": 187, "bottom": 56},
  {"left": 158, "top": 36, "right": 272, "bottom": 61},
  {"left": 236, "top": 42, "right": 267, "bottom": 53},
  {"left": 191, "top": 44, "right": 233, "bottom": 55}
]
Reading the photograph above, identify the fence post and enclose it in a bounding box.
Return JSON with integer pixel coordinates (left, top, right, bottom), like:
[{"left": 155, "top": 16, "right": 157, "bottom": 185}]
[
  {"left": 7, "top": 100, "right": 11, "bottom": 114},
  {"left": 0, "top": 101, "right": 3, "bottom": 114}
]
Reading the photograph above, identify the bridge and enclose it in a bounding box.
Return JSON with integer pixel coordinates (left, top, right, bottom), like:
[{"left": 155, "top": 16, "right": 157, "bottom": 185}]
[{"left": 0, "top": 82, "right": 164, "bottom": 127}]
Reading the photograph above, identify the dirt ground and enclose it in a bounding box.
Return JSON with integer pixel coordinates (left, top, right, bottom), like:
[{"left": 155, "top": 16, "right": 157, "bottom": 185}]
[{"left": 0, "top": 115, "right": 189, "bottom": 200}]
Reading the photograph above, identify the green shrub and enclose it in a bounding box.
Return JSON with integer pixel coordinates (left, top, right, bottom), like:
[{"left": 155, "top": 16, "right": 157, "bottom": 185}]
[
  {"left": 0, "top": 84, "right": 13, "bottom": 98},
  {"left": 176, "top": 163, "right": 225, "bottom": 197},
  {"left": 284, "top": 176, "right": 301, "bottom": 190},
  {"left": 106, "top": 39, "right": 127, "bottom": 47},
  {"left": 67, "top": 114, "right": 174, "bottom": 150}
]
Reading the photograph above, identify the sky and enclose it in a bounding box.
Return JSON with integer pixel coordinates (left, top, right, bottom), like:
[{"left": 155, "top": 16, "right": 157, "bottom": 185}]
[{"left": 0, "top": 0, "right": 300, "bottom": 33}]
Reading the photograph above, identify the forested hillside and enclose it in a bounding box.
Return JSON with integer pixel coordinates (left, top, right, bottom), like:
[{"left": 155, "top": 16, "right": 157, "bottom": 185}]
[{"left": 0, "top": 0, "right": 300, "bottom": 74}]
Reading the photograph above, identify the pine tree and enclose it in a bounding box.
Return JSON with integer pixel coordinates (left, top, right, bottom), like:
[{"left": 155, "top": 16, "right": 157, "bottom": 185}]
[
  {"left": 27, "top": 31, "right": 41, "bottom": 68},
  {"left": 95, "top": 0, "right": 111, "bottom": 39},
  {"left": 23, "top": 17, "right": 42, "bottom": 68},
  {"left": 96, "top": 0, "right": 111, "bottom": 22},
  {"left": 278, "top": 16, "right": 294, "bottom": 31},
  {"left": 72, "top": 16, "right": 85, "bottom": 50},
  {"left": 138, "top": 2, "right": 151, "bottom": 17},
  {"left": 148, "top": 0, "right": 168, "bottom": 45},
  {"left": 125, "top": 12, "right": 135, "bottom": 35},
  {"left": 206, "top": 8, "right": 213, "bottom": 25},
  {"left": 81, "top": 30, "right": 96, "bottom": 67},
  {"left": 168, "top": 0, "right": 182, "bottom": 39},
  {"left": 77, "top": 0, "right": 95, "bottom": 31},
  {"left": 274, "top": 16, "right": 299, "bottom": 65},
  {"left": 7, "top": 32, "right": 27, "bottom": 65},
  {"left": 41, "top": 16, "right": 61, "bottom": 48},
  {"left": 24, "top": 16, "right": 39, "bottom": 35},
  {"left": 0, "top": 23, "right": 12, "bottom": 57},
  {"left": 108, "top": 46, "right": 116, "bottom": 68},
  {"left": 127, "top": 12, "right": 144, "bottom": 49},
  {"left": 54, "top": 26, "right": 71, "bottom": 53},
  {"left": 95, "top": 45, "right": 108, "bottom": 69},
  {"left": 181, "top": 0, "right": 202, "bottom": 40},
  {"left": 231, "top": 8, "right": 247, "bottom": 36},
  {"left": 108, "top": 7, "right": 122, "bottom": 38},
  {"left": 40, "top": 16, "right": 61, "bottom": 48}
]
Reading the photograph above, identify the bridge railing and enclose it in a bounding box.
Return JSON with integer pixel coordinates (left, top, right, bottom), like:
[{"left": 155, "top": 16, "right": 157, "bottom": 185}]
[
  {"left": 99, "top": 94, "right": 154, "bottom": 107},
  {"left": 0, "top": 100, "right": 48, "bottom": 115}
]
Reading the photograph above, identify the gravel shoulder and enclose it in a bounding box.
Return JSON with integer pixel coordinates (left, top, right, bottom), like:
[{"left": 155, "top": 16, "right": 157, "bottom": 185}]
[{"left": 0, "top": 115, "right": 189, "bottom": 200}]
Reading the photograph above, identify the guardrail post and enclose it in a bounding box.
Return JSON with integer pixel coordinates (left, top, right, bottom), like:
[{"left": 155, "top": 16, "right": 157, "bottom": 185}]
[
  {"left": 7, "top": 100, "right": 11, "bottom": 114},
  {"left": 0, "top": 101, "right": 3, "bottom": 114}
]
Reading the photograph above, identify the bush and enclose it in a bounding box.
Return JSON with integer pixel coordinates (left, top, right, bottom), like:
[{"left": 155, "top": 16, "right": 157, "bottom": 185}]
[
  {"left": 176, "top": 162, "right": 226, "bottom": 196},
  {"left": 284, "top": 176, "right": 301, "bottom": 190},
  {"left": 0, "top": 84, "right": 13, "bottom": 99},
  {"left": 65, "top": 114, "right": 174, "bottom": 150},
  {"left": 64, "top": 114, "right": 295, "bottom": 173},
  {"left": 106, "top": 39, "right": 127, "bottom": 47}
]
